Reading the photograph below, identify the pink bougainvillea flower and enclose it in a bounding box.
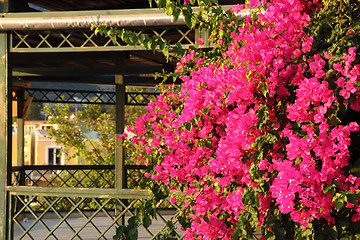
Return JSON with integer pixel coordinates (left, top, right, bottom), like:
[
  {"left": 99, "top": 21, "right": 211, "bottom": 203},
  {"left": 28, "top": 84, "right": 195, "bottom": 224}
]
[
  {"left": 231, "top": 4, "right": 245, "bottom": 14},
  {"left": 324, "top": 51, "right": 333, "bottom": 59},
  {"left": 197, "top": 38, "right": 204, "bottom": 45},
  {"left": 333, "top": 62, "right": 343, "bottom": 72},
  {"left": 347, "top": 29, "right": 355, "bottom": 35}
]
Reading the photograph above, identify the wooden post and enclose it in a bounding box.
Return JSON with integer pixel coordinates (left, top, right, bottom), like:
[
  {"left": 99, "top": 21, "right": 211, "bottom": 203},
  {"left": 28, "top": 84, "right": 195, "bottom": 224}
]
[
  {"left": 115, "top": 53, "right": 126, "bottom": 225},
  {"left": 16, "top": 118, "right": 25, "bottom": 184},
  {"left": 16, "top": 88, "right": 25, "bottom": 186},
  {"left": 195, "top": 28, "right": 210, "bottom": 48},
  {"left": 115, "top": 54, "right": 126, "bottom": 189},
  {"left": 0, "top": 12, "right": 10, "bottom": 240}
]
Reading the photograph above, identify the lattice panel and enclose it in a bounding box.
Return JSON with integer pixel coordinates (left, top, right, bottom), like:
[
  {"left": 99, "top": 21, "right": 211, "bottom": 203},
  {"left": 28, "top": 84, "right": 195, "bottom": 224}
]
[
  {"left": 12, "top": 195, "right": 137, "bottom": 239},
  {"left": 25, "top": 88, "right": 116, "bottom": 105},
  {"left": 26, "top": 168, "right": 114, "bottom": 188},
  {"left": 22, "top": 88, "right": 159, "bottom": 105},
  {"left": 10, "top": 190, "right": 185, "bottom": 240},
  {"left": 12, "top": 165, "right": 147, "bottom": 189},
  {"left": 126, "top": 92, "right": 159, "bottom": 105},
  {"left": 11, "top": 27, "right": 195, "bottom": 52},
  {"left": 125, "top": 165, "right": 146, "bottom": 188}
]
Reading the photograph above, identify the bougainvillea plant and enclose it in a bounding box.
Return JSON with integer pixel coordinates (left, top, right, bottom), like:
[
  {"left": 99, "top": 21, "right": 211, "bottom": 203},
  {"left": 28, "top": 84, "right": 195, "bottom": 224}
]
[{"left": 113, "top": 0, "right": 360, "bottom": 239}]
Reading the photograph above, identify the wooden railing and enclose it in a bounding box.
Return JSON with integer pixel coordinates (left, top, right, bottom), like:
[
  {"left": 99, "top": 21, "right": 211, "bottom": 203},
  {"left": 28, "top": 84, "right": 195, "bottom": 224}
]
[
  {"left": 8, "top": 186, "right": 185, "bottom": 239},
  {"left": 9, "top": 165, "right": 185, "bottom": 239}
]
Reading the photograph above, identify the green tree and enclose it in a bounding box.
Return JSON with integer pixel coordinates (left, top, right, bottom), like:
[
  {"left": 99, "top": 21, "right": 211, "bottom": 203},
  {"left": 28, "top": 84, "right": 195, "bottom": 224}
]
[
  {"left": 107, "top": 104, "right": 148, "bottom": 127},
  {"left": 43, "top": 94, "right": 150, "bottom": 166},
  {"left": 25, "top": 102, "right": 44, "bottom": 120},
  {"left": 43, "top": 100, "right": 149, "bottom": 190},
  {"left": 44, "top": 103, "right": 115, "bottom": 165}
]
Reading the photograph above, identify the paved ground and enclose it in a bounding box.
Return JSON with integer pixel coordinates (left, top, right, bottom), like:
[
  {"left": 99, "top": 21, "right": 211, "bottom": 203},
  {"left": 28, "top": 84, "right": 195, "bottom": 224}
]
[{"left": 14, "top": 215, "right": 183, "bottom": 240}]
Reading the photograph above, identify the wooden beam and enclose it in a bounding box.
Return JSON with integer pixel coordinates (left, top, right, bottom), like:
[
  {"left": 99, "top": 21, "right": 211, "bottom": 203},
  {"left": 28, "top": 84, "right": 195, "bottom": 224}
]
[
  {"left": 10, "top": 45, "right": 156, "bottom": 53},
  {"left": 15, "top": 75, "right": 160, "bottom": 85},
  {"left": 12, "top": 77, "right": 30, "bottom": 87},
  {"left": 13, "top": 67, "right": 116, "bottom": 77},
  {"left": 15, "top": 76, "right": 180, "bottom": 88},
  {"left": 13, "top": 65, "right": 164, "bottom": 77},
  {"left": 132, "top": 50, "right": 176, "bottom": 66},
  {"left": 22, "top": 95, "right": 33, "bottom": 117},
  {"left": 6, "top": 186, "right": 151, "bottom": 199},
  {"left": 11, "top": 51, "right": 122, "bottom": 64}
]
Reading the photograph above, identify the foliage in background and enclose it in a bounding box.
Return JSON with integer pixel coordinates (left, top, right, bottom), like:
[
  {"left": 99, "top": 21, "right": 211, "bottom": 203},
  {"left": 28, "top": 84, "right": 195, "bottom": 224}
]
[
  {"left": 43, "top": 86, "right": 152, "bottom": 166},
  {"left": 25, "top": 102, "right": 44, "bottom": 121},
  {"left": 112, "top": 0, "right": 360, "bottom": 239},
  {"left": 44, "top": 103, "right": 115, "bottom": 165}
]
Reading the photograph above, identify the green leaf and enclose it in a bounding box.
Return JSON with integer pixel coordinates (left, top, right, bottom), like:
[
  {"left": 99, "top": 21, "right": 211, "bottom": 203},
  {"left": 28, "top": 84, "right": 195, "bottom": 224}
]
[
  {"left": 165, "top": 0, "right": 174, "bottom": 16},
  {"left": 113, "top": 226, "right": 125, "bottom": 240},
  {"left": 178, "top": 215, "right": 191, "bottom": 230},
  {"left": 145, "top": 39, "right": 152, "bottom": 49},
  {"left": 333, "top": 193, "right": 347, "bottom": 210},
  {"left": 185, "top": 123, "right": 192, "bottom": 131},
  {"left": 183, "top": 11, "right": 193, "bottom": 28},
  {"left": 324, "top": 224, "right": 338, "bottom": 240},
  {"left": 205, "top": 140, "right": 212, "bottom": 149},
  {"left": 265, "top": 132, "right": 278, "bottom": 144},
  {"left": 323, "top": 184, "right": 332, "bottom": 194},
  {"left": 300, "top": 228, "right": 313, "bottom": 239},
  {"left": 173, "top": 7, "right": 181, "bottom": 22},
  {"left": 155, "top": 0, "right": 166, "bottom": 7},
  {"left": 329, "top": 187, "right": 336, "bottom": 196},
  {"left": 143, "top": 215, "right": 152, "bottom": 228},
  {"left": 145, "top": 200, "right": 155, "bottom": 215},
  {"left": 166, "top": 220, "right": 175, "bottom": 228},
  {"left": 162, "top": 47, "right": 169, "bottom": 60},
  {"left": 267, "top": 232, "right": 276, "bottom": 240},
  {"left": 151, "top": 41, "right": 157, "bottom": 52},
  {"left": 232, "top": 228, "right": 240, "bottom": 240},
  {"left": 94, "top": 27, "right": 100, "bottom": 35},
  {"left": 111, "top": 34, "right": 117, "bottom": 44},
  {"left": 190, "top": 14, "right": 198, "bottom": 29},
  {"left": 138, "top": 34, "right": 146, "bottom": 44},
  {"left": 335, "top": 198, "right": 344, "bottom": 210},
  {"left": 274, "top": 226, "right": 287, "bottom": 240},
  {"left": 159, "top": 42, "right": 166, "bottom": 51},
  {"left": 126, "top": 227, "right": 138, "bottom": 240},
  {"left": 128, "top": 216, "right": 138, "bottom": 226},
  {"left": 204, "top": 214, "right": 210, "bottom": 223}
]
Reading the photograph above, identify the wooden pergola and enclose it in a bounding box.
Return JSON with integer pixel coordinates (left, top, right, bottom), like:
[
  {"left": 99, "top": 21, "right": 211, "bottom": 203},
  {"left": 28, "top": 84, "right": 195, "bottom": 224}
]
[{"left": 0, "top": 0, "right": 245, "bottom": 238}]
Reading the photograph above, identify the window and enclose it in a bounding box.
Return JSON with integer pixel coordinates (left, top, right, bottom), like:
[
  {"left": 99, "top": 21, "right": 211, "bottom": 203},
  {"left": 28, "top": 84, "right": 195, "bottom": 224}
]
[
  {"left": 25, "top": 126, "right": 34, "bottom": 136},
  {"left": 47, "top": 147, "right": 63, "bottom": 165}
]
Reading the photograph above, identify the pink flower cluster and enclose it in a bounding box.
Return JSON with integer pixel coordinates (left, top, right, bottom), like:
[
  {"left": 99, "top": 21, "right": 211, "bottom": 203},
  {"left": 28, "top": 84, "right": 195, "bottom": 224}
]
[{"left": 123, "top": 0, "right": 360, "bottom": 238}]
